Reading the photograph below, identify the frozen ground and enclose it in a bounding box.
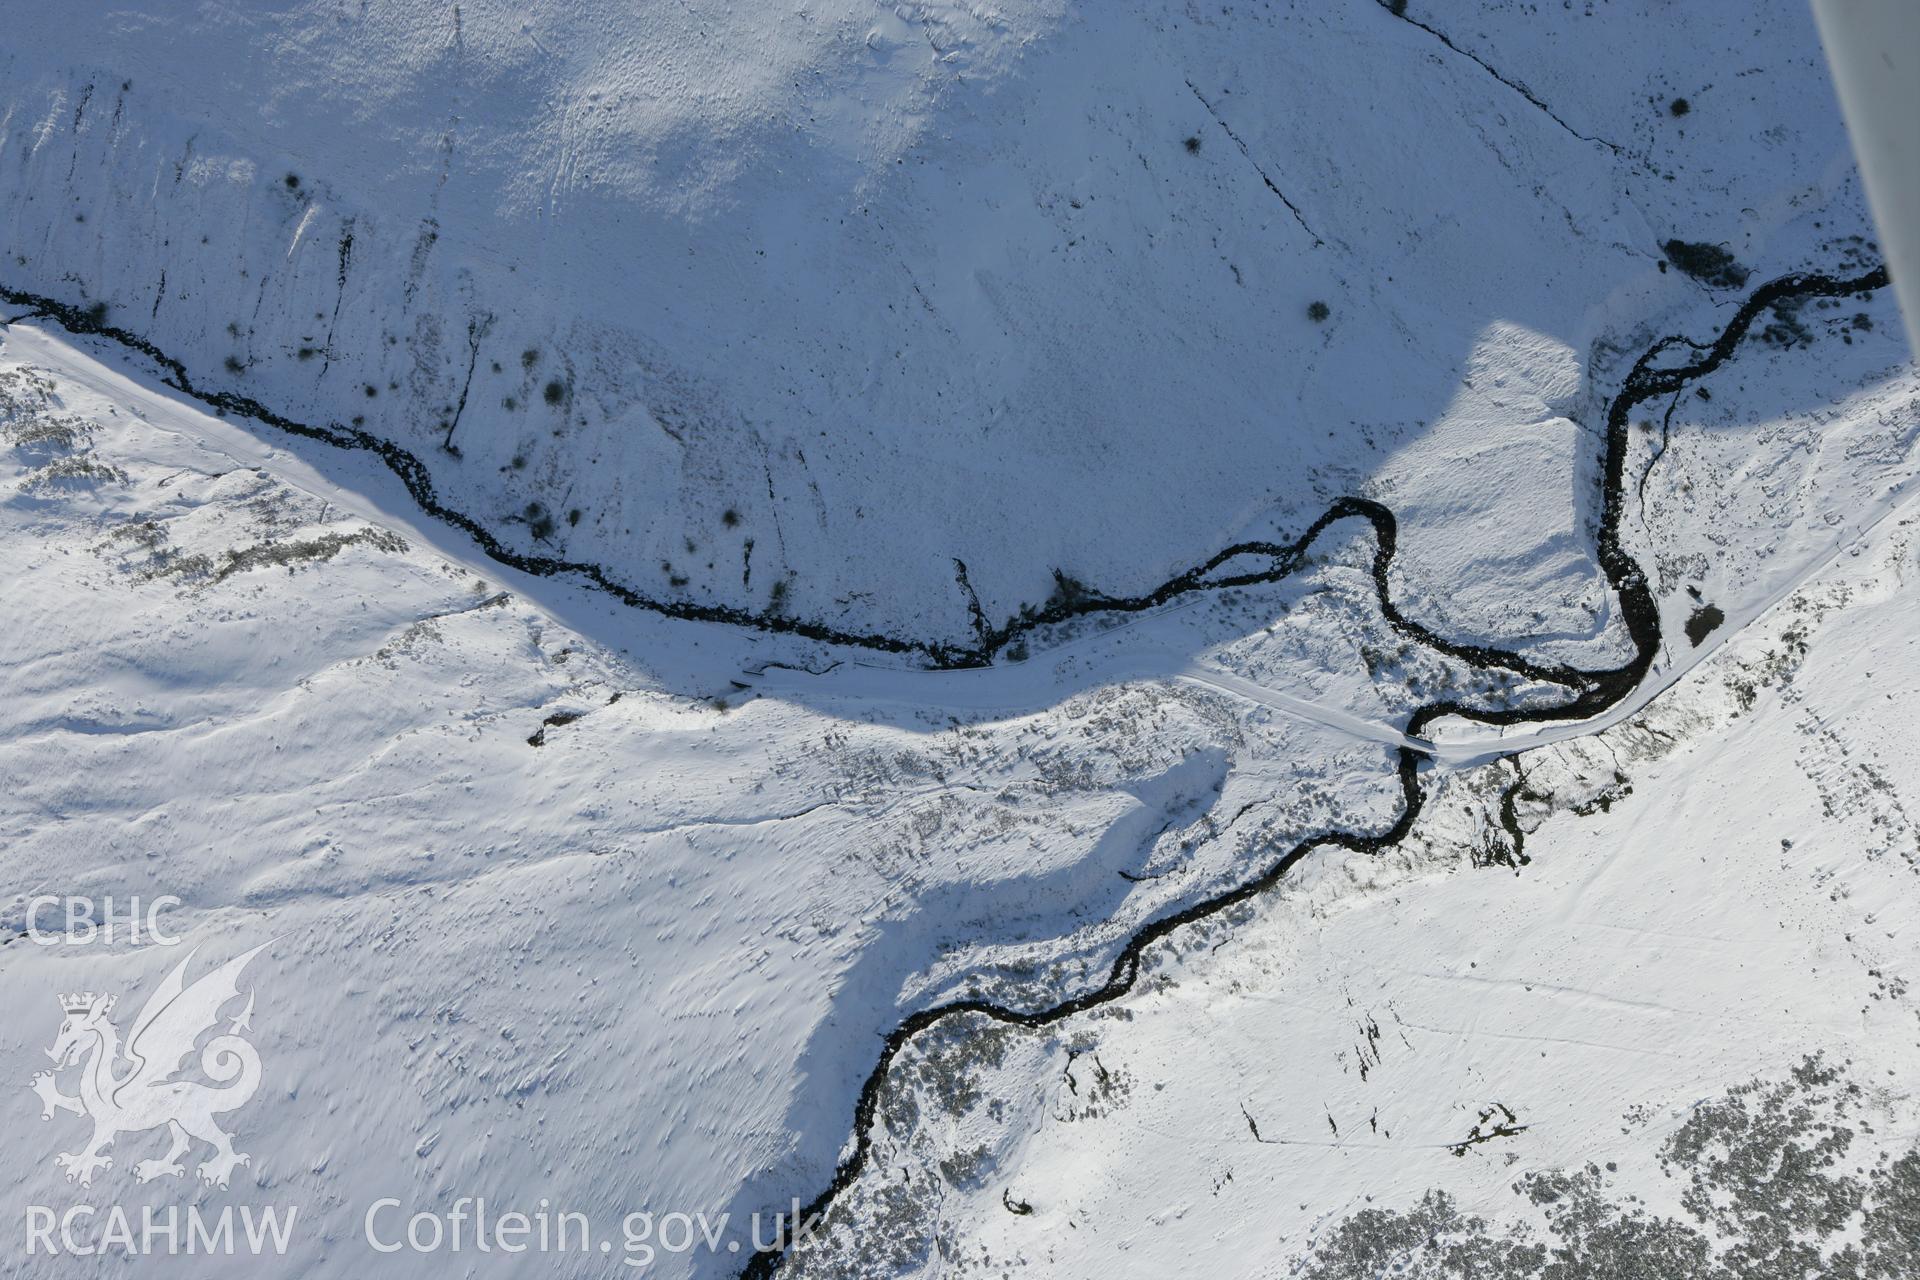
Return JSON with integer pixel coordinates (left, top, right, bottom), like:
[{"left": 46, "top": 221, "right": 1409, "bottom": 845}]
[
  {"left": 0, "top": 0, "right": 1887, "bottom": 652},
  {"left": 791, "top": 459, "right": 1920, "bottom": 1278},
  {"left": 2, "top": 2, "right": 1919, "bottom": 1278},
  {"left": 0, "top": 322, "right": 1526, "bottom": 1275},
  {"left": 3, "top": 257, "right": 1917, "bottom": 1276}
]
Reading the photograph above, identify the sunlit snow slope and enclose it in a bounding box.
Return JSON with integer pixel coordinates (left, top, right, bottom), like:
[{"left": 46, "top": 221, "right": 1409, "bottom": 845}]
[
  {"left": 0, "top": 0, "right": 1882, "bottom": 653},
  {"left": 3, "top": 3, "right": 1919, "bottom": 1279}
]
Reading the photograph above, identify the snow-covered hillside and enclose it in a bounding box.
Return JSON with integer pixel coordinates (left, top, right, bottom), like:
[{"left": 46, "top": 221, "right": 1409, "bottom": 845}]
[
  {"left": 0, "top": 324, "right": 1495, "bottom": 1275},
  {"left": 789, "top": 442, "right": 1920, "bottom": 1278},
  {"left": 2, "top": 2, "right": 1918, "bottom": 1278},
  {"left": 0, "top": 0, "right": 1881, "bottom": 653}
]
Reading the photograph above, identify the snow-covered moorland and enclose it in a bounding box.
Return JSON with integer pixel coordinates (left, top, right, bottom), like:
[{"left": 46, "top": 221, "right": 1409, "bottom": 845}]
[
  {"left": 1, "top": 1, "right": 1918, "bottom": 1277},
  {"left": 0, "top": 0, "right": 1884, "bottom": 653}
]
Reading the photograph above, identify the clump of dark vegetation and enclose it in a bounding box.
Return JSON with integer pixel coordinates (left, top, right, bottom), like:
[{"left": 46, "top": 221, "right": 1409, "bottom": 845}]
[
  {"left": 1295, "top": 1057, "right": 1918, "bottom": 1280},
  {"left": 1308, "top": 300, "right": 1331, "bottom": 322},
  {"left": 1045, "top": 569, "right": 1094, "bottom": 611},
  {"left": 4, "top": 371, "right": 127, "bottom": 493},
  {"left": 1758, "top": 295, "right": 1815, "bottom": 349},
  {"left": 130, "top": 527, "right": 405, "bottom": 587},
  {"left": 1663, "top": 239, "right": 1750, "bottom": 288},
  {"left": 284, "top": 173, "right": 301, "bottom": 191},
  {"left": 1685, "top": 603, "right": 1725, "bottom": 647},
  {"left": 1669, "top": 97, "right": 1691, "bottom": 117},
  {"left": 525, "top": 709, "right": 583, "bottom": 747},
  {"left": 212, "top": 529, "right": 405, "bottom": 582},
  {"left": 543, "top": 378, "right": 567, "bottom": 406},
  {"left": 1006, "top": 567, "right": 1105, "bottom": 633},
  {"left": 81, "top": 301, "right": 109, "bottom": 326},
  {"left": 0, "top": 375, "right": 90, "bottom": 453},
  {"left": 1182, "top": 135, "right": 1202, "bottom": 154},
  {"left": 224, "top": 355, "right": 246, "bottom": 375},
  {"left": 524, "top": 501, "right": 555, "bottom": 540},
  {"left": 1836, "top": 309, "right": 1877, "bottom": 346},
  {"left": 521, "top": 348, "right": 540, "bottom": 369},
  {"left": 363, "top": 383, "right": 378, "bottom": 398},
  {"left": 721, "top": 507, "right": 741, "bottom": 528},
  {"left": 23, "top": 453, "right": 129, "bottom": 491}
]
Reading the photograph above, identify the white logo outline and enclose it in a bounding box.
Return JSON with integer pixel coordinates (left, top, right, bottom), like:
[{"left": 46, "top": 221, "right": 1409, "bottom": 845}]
[{"left": 29, "top": 943, "right": 267, "bottom": 1189}]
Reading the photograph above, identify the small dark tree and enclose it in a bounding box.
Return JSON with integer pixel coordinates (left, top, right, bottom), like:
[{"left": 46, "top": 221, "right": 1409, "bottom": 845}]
[
  {"left": 1662, "top": 240, "right": 1749, "bottom": 288},
  {"left": 1684, "top": 603, "right": 1725, "bottom": 647},
  {"left": 1307, "top": 300, "right": 1331, "bottom": 322},
  {"left": 1046, "top": 569, "right": 1093, "bottom": 611}
]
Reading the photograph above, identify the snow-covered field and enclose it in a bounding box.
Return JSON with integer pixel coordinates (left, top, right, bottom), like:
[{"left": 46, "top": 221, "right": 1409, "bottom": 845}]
[{"left": 1, "top": 1, "right": 1918, "bottom": 1277}]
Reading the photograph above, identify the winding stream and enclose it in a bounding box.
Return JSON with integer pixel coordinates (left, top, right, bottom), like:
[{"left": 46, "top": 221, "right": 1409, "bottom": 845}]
[
  {"left": 0, "top": 264, "right": 1894, "bottom": 1276},
  {"left": 733, "top": 263, "right": 1892, "bottom": 1277}
]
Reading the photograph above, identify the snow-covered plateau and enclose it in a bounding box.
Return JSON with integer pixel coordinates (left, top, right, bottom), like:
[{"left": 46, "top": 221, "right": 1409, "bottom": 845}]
[{"left": 1, "top": 1, "right": 1917, "bottom": 1278}]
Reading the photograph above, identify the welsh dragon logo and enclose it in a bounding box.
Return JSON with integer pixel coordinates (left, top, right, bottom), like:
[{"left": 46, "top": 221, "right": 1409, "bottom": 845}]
[{"left": 28, "top": 944, "right": 267, "bottom": 1189}]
